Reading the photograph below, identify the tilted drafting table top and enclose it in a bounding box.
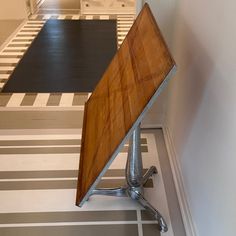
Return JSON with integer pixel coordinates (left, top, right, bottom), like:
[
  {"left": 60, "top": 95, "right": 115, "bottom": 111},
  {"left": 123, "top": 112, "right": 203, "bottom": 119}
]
[{"left": 76, "top": 3, "right": 176, "bottom": 206}]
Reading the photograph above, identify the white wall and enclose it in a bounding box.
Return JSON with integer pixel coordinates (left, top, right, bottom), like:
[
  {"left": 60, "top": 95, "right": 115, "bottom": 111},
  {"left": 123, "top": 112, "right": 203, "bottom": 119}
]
[
  {"left": 140, "top": 0, "right": 177, "bottom": 127},
  {"left": 166, "top": 0, "right": 236, "bottom": 235},
  {"left": 0, "top": 0, "right": 27, "bottom": 19}
]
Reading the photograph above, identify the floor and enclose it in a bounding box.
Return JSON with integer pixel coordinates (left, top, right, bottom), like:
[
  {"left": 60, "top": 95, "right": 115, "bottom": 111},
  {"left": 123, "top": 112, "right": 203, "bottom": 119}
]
[
  {"left": 0, "top": 1, "right": 186, "bottom": 235},
  {"left": 0, "top": 126, "right": 185, "bottom": 236}
]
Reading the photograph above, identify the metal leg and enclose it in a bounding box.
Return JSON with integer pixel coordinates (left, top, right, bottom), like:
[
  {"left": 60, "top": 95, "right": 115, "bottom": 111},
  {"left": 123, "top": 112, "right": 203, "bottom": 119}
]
[
  {"left": 91, "top": 123, "right": 168, "bottom": 233},
  {"left": 90, "top": 187, "right": 128, "bottom": 197},
  {"left": 142, "top": 166, "right": 157, "bottom": 185},
  {"left": 126, "top": 123, "right": 143, "bottom": 188},
  {"left": 130, "top": 190, "right": 168, "bottom": 233}
]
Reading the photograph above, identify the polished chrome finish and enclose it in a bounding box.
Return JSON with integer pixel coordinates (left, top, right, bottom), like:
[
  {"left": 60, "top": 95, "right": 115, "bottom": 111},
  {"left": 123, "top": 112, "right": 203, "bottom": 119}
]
[
  {"left": 91, "top": 187, "right": 128, "bottom": 197},
  {"left": 131, "top": 189, "right": 168, "bottom": 233},
  {"left": 142, "top": 166, "right": 157, "bottom": 185},
  {"left": 90, "top": 124, "right": 168, "bottom": 232},
  {"left": 126, "top": 124, "right": 143, "bottom": 188}
]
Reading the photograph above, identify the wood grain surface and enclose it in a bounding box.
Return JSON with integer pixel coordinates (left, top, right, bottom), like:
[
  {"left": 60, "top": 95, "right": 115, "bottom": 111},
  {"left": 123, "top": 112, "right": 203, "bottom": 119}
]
[{"left": 76, "top": 3, "right": 176, "bottom": 205}]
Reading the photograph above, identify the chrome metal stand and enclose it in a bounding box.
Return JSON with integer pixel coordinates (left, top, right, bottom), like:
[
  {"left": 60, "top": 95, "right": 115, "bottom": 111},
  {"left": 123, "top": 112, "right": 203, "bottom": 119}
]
[{"left": 89, "top": 124, "right": 168, "bottom": 233}]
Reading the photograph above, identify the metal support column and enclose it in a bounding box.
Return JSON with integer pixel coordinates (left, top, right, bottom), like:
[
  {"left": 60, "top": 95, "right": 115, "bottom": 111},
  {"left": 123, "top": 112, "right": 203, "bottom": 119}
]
[{"left": 90, "top": 124, "right": 168, "bottom": 233}]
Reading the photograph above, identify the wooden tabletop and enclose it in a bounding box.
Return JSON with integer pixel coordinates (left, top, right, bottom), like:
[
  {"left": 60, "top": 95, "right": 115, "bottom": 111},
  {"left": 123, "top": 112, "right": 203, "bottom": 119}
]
[{"left": 76, "top": 3, "right": 176, "bottom": 205}]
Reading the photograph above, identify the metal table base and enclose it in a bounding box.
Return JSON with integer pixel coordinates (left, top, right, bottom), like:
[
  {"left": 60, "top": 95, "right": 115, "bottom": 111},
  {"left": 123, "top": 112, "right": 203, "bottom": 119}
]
[{"left": 89, "top": 124, "right": 168, "bottom": 233}]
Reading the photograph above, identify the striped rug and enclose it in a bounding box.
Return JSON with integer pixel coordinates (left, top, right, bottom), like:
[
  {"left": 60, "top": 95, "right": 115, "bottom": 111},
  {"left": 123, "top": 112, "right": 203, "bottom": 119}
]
[
  {"left": 0, "top": 129, "right": 174, "bottom": 236},
  {"left": 0, "top": 14, "right": 134, "bottom": 108}
]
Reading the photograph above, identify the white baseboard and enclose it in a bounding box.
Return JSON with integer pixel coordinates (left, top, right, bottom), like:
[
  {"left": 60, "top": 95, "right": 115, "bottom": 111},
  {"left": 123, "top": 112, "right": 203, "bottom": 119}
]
[{"left": 162, "top": 126, "right": 198, "bottom": 236}]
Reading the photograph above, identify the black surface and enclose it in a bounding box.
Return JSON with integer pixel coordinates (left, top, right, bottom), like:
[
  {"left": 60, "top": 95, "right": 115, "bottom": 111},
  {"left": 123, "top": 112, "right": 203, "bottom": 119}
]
[{"left": 2, "top": 20, "right": 117, "bottom": 93}]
